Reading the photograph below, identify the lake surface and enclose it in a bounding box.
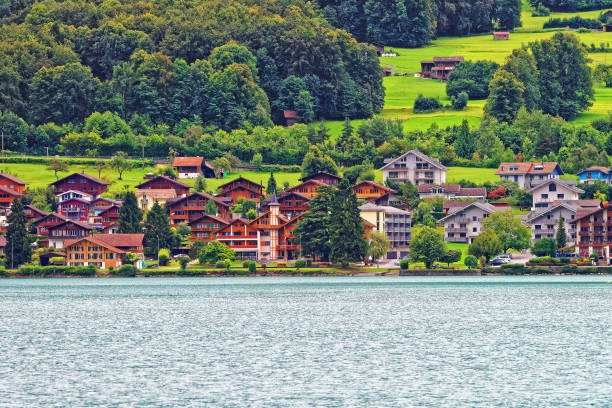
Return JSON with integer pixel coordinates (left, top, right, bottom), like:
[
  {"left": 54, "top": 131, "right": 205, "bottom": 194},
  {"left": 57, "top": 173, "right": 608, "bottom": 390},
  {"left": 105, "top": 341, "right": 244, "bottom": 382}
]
[{"left": 0, "top": 276, "right": 611, "bottom": 407}]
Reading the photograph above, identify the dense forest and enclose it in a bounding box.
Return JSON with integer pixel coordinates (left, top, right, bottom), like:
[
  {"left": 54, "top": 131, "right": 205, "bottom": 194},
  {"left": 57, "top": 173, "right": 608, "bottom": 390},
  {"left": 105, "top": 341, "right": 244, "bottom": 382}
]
[
  {"left": 0, "top": 0, "right": 384, "bottom": 136},
  {"left": 318, "top": 0, "right": 521, "bottom": 47},
  {"left": 531, "top": 0, "right": 612, "bottom": 11}
]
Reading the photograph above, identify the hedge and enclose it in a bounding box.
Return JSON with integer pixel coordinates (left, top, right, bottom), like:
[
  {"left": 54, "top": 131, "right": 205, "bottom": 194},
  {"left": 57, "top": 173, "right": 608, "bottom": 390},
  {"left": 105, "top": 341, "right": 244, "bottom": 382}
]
[
  {"left": 16, "top": 265, "right": 96, "bottom": 276},
  {"left": 111, "top": 265, "right": 136, "bottom": 277},
  {"left": 0, "top": 156, "right": 155, "bottom": 166}
]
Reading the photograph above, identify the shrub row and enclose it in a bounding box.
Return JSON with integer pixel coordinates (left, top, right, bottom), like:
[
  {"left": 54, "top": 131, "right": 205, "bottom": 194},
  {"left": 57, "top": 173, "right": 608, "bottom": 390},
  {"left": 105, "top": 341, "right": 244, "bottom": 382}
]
[
  {"left": 1, "top": 156, "right": 154, "bottom": 166},
  {"left": 16, "top": 265, "right": 96, "bottom": 276},
  {"left": 484, "top": 264, "right": 611, "bottom": 274},
  {"left": 528, "top": 256, "right": 575, "bottom": 265},
  {"left": 543, "top": 16, "right": 601, "bottom": 29}
]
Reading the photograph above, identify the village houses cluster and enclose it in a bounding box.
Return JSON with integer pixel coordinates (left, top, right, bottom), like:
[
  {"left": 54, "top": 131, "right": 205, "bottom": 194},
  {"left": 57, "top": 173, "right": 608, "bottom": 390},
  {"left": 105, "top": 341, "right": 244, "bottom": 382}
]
[{"left": 1, "top": 149, "right": 610, "bottom": 269}]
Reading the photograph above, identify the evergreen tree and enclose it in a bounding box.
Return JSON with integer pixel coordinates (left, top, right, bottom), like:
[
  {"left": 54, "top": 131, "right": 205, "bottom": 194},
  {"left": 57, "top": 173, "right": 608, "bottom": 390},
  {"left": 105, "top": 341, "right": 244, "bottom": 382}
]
[
  {"left": 294, "top": 186, "right": 335, "bottom": 261},
  {"left": 337, "top": 118, "right": 354, "bottom": 151},
  {"left": 496, "top": 0, "right": 522, "bottom": 29},
  {"left": 117, "top": 191, "right": 142, "bottom": 233},
  {"left": 144, "top": 201, "right": 177, "bottom": 256},
  {"left": 556, "top": 216, "right": 567, "bottom": 249},
  {"left": 193, "top": 176, "right": 207, "bottom": 192},
  {"left": 454, "top": 120, "right": 475, "bottom": 159},
  {"left": 205, "top": 198, "right": 218, "bottom": 215},
  {"left": 6, "top": 198, "right": 31, "bottom": 269},
  {"left": 329, "top": 179, "right": 367, "bottom": 266},
  {"left": 267, "top": 172, "right": 277, "bottom": 196}
]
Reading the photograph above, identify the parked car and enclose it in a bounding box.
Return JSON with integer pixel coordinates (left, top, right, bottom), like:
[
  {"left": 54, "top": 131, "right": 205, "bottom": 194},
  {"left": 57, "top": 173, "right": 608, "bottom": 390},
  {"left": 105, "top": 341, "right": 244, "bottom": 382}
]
[{"left": 491, "top": 255, "right": 511, "bottom": 265}]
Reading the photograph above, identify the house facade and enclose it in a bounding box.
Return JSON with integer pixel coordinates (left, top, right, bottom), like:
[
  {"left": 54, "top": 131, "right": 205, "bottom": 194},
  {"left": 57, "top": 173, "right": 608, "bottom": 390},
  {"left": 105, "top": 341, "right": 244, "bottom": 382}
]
[
  {"left": 418, "top": 184, "right": 487, "bottom": 199},
  {"left": 65, "top": 234, "right": 144, "bottom": 269},
  {"left": 167, "top": 192, "right": 231, "bottom": 225},
  {"left": 33, "top": 213, "right": 68, "bottom": 236},
  {"left": 527, "top": 179, "right": 584, "bottom": 210},
  {"left": 51, "top": 173, "right": 109, "bottom": 196},
  {"left": 359, "top": 203, "right": 412, "bottom": 259},
  {"left": 135, "top": 189, "right": 177, "bottom": 211},
  {"left": 172, "top": 157, "right": 216, "bottom": 179},
  {"left": 0, "top": 173, "right": 27, "bottom": 194},
  {"left": 380, "top": 149, "right": 448, "bottom": 186},
  {"left": 59, "top": 198, "right": 91, "bottom": 222},
  {"left": 47, "top": 220, "right": 93, "bottom": 249},
  {"left": 214, "top": 218, "right": 260, "bottom": 260},
  {"left": 353, "top": 181, "right": 395, "bottom": 200},
  {"left": 440, "top": 201, "right": 500, "bottom": 244},
  {"left": 216, "top": 177, "right": 264, "bottom": 204},
  {"left": 571, "top": 207, "right": 612, "bottom": 261},
  {"left": 420, "top": 57, "right": 464, "bottom": 80},
  {"left": 577, "top": 166, "right": 610, "bottom": 184},
  {"left": 135, "top": 175, "right": 190, "bottom": 197},
  {"left": 286, "top": 180, "right": 328, "bottom": 198},
  {"left": 189, "top": 214, "right": 230, "bottom": 241},
  {"left": 524, "top": 201, "right": 586, "bottom": 245},
  {"left": 496, "top": 162, "right": 563, "bottom": 189}
]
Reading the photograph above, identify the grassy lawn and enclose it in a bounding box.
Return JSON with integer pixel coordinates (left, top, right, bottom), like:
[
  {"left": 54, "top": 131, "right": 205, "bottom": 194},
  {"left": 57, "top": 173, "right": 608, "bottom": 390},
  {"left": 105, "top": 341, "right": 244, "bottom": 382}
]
[{"left": 447, "top": 166, "right": 498, "bottom": 184}]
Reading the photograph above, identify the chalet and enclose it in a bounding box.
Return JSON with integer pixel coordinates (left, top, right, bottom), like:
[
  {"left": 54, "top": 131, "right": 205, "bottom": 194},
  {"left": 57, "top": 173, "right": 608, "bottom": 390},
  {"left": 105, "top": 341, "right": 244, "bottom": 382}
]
[
  {"left": 493, "top": 31, "right": 510, "bottom": 40},
  {"left": 214, "top": 218, "right": 260, "bottom": 260},
  {"left": 216, "top": 176, "right": 264, "bottom": 204},
  {"left": 277, "top": 215, "right": 302, "bottom": 261},
  {"left": 283, "top": 110, "right": 299, "bottom": 127},
  {"left": 59, "top": 198, "right": 91, "bottom": 222},
  {"left": 23, "top": 205, "right": 47, "bottom": 222},
  {"left": 382, "top": 65, "right": 395, "bottom": 77},
  {"left": 135, "top": 189, "right": 177, "bottom": 211},
  {"left": 286, "top": 180, "right": 328, "bottom": 198},
  {"left": 135, "top": 175, "right": 190, "bottom": 197},
  {"left": 571, "top": 206, "right": 612, "bottom": 260},
  {"left": 577, "top": 166, "right": 611, "bottom": 184},
  {"left": 527, "top": 179, "right": 584, "bottom": 210},
  {"left": 0, "top": 173, "right": 27, "bottom": 194},
  {"left": 0, "top": 186, "right": 23, "bottom": 213},
  {"left": 89, "top": 204, "right": 120, "bottom": 229},
  {"left": 496, "top": 162, "right": 563, "bottom": 189},
  {"left": 47, "top": 219, "right": 93, "bottom": 249},
  {"left": 380, "top": 149, "right": 448, "bottom": 186},
  {"left": 32, "top": 212, "right": 69, "bottom": 236},
  {"left": 189, "top": 214, "right": 230, "bottom": 241},
  {"left": 50, "top": 173, "right": 109, "bottom": 196},
  {"left": 65, "top": 234, "right": 144, "bottom": 269},
  {"left": 299, "top": 172, "right": 341, "bottom": 186},
  {"left": 420, "top": 56, "right": 464, "bottom": 81},
  {"left": 172, "top": 157, "right": 216, "bottom": 179},
  {"left": 374, "top": 192, "right": 406, "bottom": 208},
  {"left": 418, "top": 184, "right": 487, "bottom": 199},
  {"left": 266, "top": 191, "right": 310, "bottom": 219},
  {"left": 167, "top": 192, "right": 231, "bottom": 225},
  {"left": 353, "top": 180, "right": 396, "bottom": 200},
  {"left": 439, "top": 201, "right": 501, "bottom": 244},
  {"left": 525, "top": 200, "right": 601, "bottom": 245},
  {"left": 57, "top": 190, "right": 93, "bottom": 203}
]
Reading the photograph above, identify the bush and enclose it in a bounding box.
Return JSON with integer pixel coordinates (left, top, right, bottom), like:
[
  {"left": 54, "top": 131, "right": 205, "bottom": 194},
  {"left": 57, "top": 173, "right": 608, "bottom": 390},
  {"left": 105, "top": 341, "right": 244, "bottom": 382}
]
[
  {"left": 499, "top": 264, "right": 529, "bottom": 274},
  {"left": 532, "top": 4, "right": 550, "bottom": 16},
  {"left": 248, "top": 261, "right": 257, "bottom": 273},
  {"left": 577, "top": 27, "right": 591, "bottom": 33},
  {"left": 306, "top": 259, "right": 313, "bottom": 267},
  {"left": 532, "top": 238, "right": 557, "bottom": 257},
  {"left": 178, "top": 255, "right": 190, "bottom": 270},
  {"left": 399, "top": 258, "right": 410, "bottom": 270},
  {"left": 589, "top": 253, "right": 599, "bottom": 262},
  {"left": 414, "top": 94, "right": 442, "bottom": 113},
  {"left": 451, "top": 91, "right": 468, "bottom": 110},
  {"left": 294, "top": 259, "right": 307, "bottom": 268},
  {"left": 113, "top": 264, "right": 137, "bottom": 277},
  {"left": 16, "top": 265, "right": 96, "bottom": 277},
  {"left": 216, "top": 259, "right": 230, "bottom": 269},
  {"left": 543, "top": 17, "right": 600, "bottom": 29},
  {"left": 158, "top": 249, "right": 170, "bottom": 266},
  {"left": 464, "top": 255, "right": 478, "bottom": 268}
]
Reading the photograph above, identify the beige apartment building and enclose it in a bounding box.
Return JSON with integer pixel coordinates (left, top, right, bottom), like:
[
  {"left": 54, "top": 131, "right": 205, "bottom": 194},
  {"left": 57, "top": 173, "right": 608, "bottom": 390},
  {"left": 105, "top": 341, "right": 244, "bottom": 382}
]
[
  {"left": 380, "top": 149, "right": 448, "bottom": 186},
  {"left": 439, "top": 201, "right": 500, "bottom": 244}
]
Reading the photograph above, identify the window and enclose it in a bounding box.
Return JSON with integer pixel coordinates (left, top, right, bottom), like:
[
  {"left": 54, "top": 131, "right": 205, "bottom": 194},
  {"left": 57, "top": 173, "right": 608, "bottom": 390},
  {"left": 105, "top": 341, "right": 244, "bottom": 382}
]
[
  {"left": 557, "top": 194, "right": 564, "bottom": 199},
  {"left": 549, "top": 183, "right": 556, "bottom": 192},
  {"left": 541, "top": 194, "right": 548, "bottom": 199}
]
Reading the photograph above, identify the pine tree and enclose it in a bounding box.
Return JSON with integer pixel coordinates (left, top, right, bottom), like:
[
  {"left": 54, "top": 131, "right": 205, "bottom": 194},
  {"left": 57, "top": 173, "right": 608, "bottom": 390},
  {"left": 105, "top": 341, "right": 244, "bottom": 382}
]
[
  {"left": 205, "top": 198, "right": 218, "bottom": 215},
  {"left": 144, "top": 201, "right": 176, "bottom": 255},
  {"left": 267, "top": 172, "right": 277, "bottom": 196},
  {"left": 6, "top": 198, "right": 31, "bottom": 269},
  {"left": 336, "top": 118, "right": 354, "bottom": 151},
  {"left": 454, "top": 120, "right": 475, "bottom": 159},
  {"left": 193, "top": 176, "right": 207, "bottom": 192},
  {"left": 294, "top": 186, "right": 335, "bottom": 261},
  {"left": 117, "top": 191, "right": 142, "bottom": 233},
  {"left": 556, "top": 216, "right": 567, "bottom": 249},
  {"left": 328, "top": 179, "right": 367, "bottom": 266}
]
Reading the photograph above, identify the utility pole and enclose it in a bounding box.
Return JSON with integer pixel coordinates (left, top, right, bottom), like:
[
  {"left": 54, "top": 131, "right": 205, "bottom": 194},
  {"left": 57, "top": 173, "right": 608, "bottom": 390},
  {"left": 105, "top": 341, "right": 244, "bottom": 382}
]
[{"left": 2, "top": 131, "right": 4, "bottom": 164}]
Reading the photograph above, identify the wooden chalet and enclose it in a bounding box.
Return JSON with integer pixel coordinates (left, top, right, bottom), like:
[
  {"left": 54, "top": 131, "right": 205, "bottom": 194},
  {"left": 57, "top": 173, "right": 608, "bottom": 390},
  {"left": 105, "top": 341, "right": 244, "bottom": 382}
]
[
  {"left": 493, "top": 31, "right": 509, "bottom": 40},
  {"left": 353, "top": 180, "right": 396, "bottom": 200},
  {"left": 50, "top": 173, "right": 109, "bottom": 196},
  {"left": 172, "top": 157, "right": 216, "bottom": 179},
  {"left": 135, "top": 175, "right": 190, "bottom": 197},
  {"left": 0, "top": 173, "right": 27, "bottom": 194},
  {"left": 286, "top": 179, "right": 328, "bottom": 198},
  {"left": 215, "top": 218, "right": 260, "bottom": 260},
  {"left": 0, "top": 186, "right": 24, "bottom": 213},
  {"left": 32, "top": 212, "right": 69, "bottom": 236},
  {"left": 23, "top": 204, "right": 47, "bottom": 222},
  {"left": 65, "top": 234, "right": 144, "bottom": 269},
  {"left": 47, "top": 219, "right": 93, "bottom": 249},
  {"left": 267, "top": 191, "right": 310, "bottom": 219},
  {"left": 216, "top": 176, "right": 264, "bottom": 204},
  {"left": 59, "top": 198, "right": 91, "bottom": 222},
  {"left": 420, "top": 56, "right": 464, "bottom": 81},
  {"left": 166, "top": 192, "right": 231, "bottom": 225},
  {"left": 189, "top": 214, "right": 230, "bottom": 241},
  {"left": 299, "top": 172, "right": 341, "bottom": 186},
  {"left": 90, "top": 197, "right": 121, "bottom": 211},
  {"left": 89, "top": 204, "right": 120, "bottom": 229},
  {"left": 57, "top": 190, "right": 93, "bottom": 203}
]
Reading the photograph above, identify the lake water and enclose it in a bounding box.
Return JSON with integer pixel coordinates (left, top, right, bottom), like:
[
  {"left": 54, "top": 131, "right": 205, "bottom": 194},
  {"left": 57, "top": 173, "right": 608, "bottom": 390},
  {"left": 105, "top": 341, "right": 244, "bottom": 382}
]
[{"left": 0, "top": 276, "right": 611, "bottom": 407}]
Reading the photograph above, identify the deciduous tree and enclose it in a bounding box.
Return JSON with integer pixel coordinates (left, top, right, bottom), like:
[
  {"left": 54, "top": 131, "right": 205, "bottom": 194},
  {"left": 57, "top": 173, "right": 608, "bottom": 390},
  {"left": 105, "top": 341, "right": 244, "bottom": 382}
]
[{"left": 409, "top": 226, "right": 446, "bottom": 268}]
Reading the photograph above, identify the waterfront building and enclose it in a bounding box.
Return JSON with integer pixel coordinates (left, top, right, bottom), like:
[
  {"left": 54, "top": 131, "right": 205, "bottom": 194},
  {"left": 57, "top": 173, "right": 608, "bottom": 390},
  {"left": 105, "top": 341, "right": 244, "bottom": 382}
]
[
  {"left": 65, "top": 234, "right": 144, "bottom": 269},
  {"left": 439, "top": 201, "right": 500, "bottom": 244},
  {"left": 47, "top": 219, "right": 93, "bottom": 249},
  {"left": 527, "top": 179, "right": 584, "bottom": 210},
  {"left": 571, "top": 206, "right": 612, "bottom": 261},
  {"left": 359, "top": 202, "right": 412, "bottom": 259}
]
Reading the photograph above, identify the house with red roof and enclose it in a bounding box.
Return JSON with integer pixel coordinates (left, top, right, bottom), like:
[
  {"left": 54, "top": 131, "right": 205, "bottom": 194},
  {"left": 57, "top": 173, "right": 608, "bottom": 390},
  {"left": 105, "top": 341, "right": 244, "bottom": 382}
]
[
  {"left": 577, "top": 166, "right": 611, "bottom": 184},
  {"left": 65, "top": 234, "right": 144, "bottom": 269},
  {"left": 50, "top": 173, "right": 109, "bottom": 196},
  {"left": 135, "top": 175, "right": 191, "bottom": 197},
  {"left": 166, "top": 192, "right": 231, "bottom": 225},
  {"left": 47, "top": 219, "right": 93, "bottom": 249},
  {"left": 0, "top": 185, "right": 23, "bottom": 214},
  {"left": 189, "top": 214, "right": 230, "bottom": 241},
  {"left": 23, "top": 205, "right": 47, "bottom": 222},
  {"left": 32, "top": 212, "right": 69, "bottom": 236},
  {"left": 496, "top": 162, "right": 563, "bottom": 189},
  {"left": 0, "top": 173, "right": 27, "bottom": 194},
  {"left": 493, "top": 31, "right": 509, "bottom": 40},
  {"left": 418, "top": 184, "right": 487, "bottom": 200},
  {"left": 353, "top": 180, "right": 396, "bottom": 200},
  {"left": 172, "top": 157, "right": 216, "bottom": 179}
]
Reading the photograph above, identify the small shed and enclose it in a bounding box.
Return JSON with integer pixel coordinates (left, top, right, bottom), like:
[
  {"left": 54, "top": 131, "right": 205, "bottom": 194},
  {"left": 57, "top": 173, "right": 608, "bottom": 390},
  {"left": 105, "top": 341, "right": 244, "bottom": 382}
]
[
  {"left": 493, "top": 31, "right": 510, "bottom": 40},
  {"left": 382, "top": 65, "right": 396, "bottom": 77},
  {"left": 283, "top": 110, "right": 299, "bottom": 127},
  {"left": 371, "top": 42, "right": 385, "bottom": 57},
  {"left": 39, "top": 252, "right": 66, "bottom": 266}
]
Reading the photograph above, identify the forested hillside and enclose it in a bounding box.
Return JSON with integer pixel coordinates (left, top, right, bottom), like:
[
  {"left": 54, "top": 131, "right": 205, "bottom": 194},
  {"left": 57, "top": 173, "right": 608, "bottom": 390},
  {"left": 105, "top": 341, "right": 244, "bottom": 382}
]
[
  {"left": 317, "top": 0, "right": 521, "bottom": 47},
  {"left": 0, "top": 0, "right": 384, "bottom": 141}
]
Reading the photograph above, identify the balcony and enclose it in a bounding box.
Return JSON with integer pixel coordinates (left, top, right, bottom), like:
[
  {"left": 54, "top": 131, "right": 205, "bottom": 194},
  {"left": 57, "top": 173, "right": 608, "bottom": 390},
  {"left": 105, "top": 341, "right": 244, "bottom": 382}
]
[
  {"left": 446, "top": 227, "right": 467, "bottom": 233},
  {"left": 447, "top": 237, "right": 468, "bottom": 243},
  {"left": 593, "top": 231, "right": 604, "bottom": 236},
  {"left": 593, "top": 221, "right": 604, "bottom": 227}
]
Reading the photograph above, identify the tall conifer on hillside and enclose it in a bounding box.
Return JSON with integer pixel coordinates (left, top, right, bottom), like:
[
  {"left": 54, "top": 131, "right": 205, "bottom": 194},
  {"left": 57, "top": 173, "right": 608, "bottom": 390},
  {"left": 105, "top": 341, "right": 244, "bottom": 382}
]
[
  {"left": 117, "top": 191, "right": 142, "bottom": 233},
  {"left": 329, "top": 179, "right": 367, "bottom": 266},
  {"left": 6, "top": 198, "right": 31, "bottom": 269}
]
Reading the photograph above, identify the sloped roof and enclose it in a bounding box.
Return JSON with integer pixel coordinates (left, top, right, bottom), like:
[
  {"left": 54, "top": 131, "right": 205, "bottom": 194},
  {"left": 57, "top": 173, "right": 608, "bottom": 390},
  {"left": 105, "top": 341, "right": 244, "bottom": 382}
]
[
  {"left": 167, "top": 192, "right": 230, "bottom": 208},
  {"left": 0, "top": 185, "right": 23, "bottom": 196},
  {"left": 299, "top": 172, "right": 341, "bottom": 183},
  {"left": 189, "top": 214, "right": 231, "bottom": 226},
  {"left": 32, "top": 212, "right": 68, "bottom": 226},
  {"left": 379, "top": 149, "right": 449, "bottom": 171},
  {"left": 496, "top": 162, "right": 563, "bottom": 176},
  {"left": 419, "top": 185, "right": 486, "bottom": 197},
  {"left": 549, "top": 199, "right": 601, "bottom": 208},
  {"left": 433, "top": 56, "right": 464, "bottom": 62},
  {"left": 65, "top": 236, "right": 124, "bottom": 253},
  {"left": 526, "top": 201, "right": 581, "bottom": 223},
  {"left": 527, "top": 179, "right": 584, "bottom": 194},
  {"left": 50, "top": 172, "right": 109, "bottom": 186},
  {"left": 577, "top": 166, "right": 611, "bottom": 174},
  {"left": 173, "top": 157, "right": 203, "bottom": 167},
  {"left": 135, "top": 189, "right": 177, "bottom": 200},
  {"left": 571, "top": 207, "right": 605, "bottom": 224},
  {"left": 439, "top": 200, "right": 499, "bottom": 223},
  {"left": 24, "top": 204, "right": 48, "bottom": 218},
  {"left": 0, "top": 173, "right": 27, "bottom": 185},
  {"left": 93, "top": 233, "right": 144, "bottom": 248},
  {"left": 135, "top": 175, "right": 190, "bottom": 189},
  {"left": 358, "top": 202, "right": 411, "bottom": 215},
  {"left": 217, "top": 176, "right": 263, "bottom": 190},
  {"left": 354, "top": 180, "right": 396, "bottom": 193},
  {"left": 48, "top": 219, "right": 93, "bottom": 231}
]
